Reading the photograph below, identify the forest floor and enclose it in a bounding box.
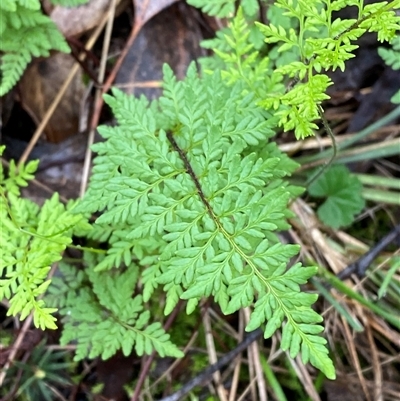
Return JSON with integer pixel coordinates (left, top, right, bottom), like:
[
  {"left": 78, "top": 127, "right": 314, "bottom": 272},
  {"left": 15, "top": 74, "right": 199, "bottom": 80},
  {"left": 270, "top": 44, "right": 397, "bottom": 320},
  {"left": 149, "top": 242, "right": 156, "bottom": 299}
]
[{"left": 1, "top": 1, "right": 400, "bottom": 401}]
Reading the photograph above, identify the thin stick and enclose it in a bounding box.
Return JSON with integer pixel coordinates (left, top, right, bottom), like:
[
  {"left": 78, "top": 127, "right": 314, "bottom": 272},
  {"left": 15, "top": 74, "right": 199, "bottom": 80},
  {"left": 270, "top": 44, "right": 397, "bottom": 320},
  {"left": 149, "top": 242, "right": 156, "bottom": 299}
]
[
  {"left": 130, "top": 301, "right": 183, "bottom": 401},
  {"left": 338, "top": 223, "right": 400, "bottom": 280},
  {"left": 244, "top": 307, "right": 267, "bottom": 401},
  {"left": 228, "top": 311, "right": 244, "bottom": 401},
  {"left": 80, "top": 0, "right": 117, "bottom": 197},
  {"left": 306, "top": 104, "right": 337, "bottom": 187},
  {"left": 17, "top": 12, "right": 110, "bottom": 169},
  {"left": 203, "top": 310, "right": 228, "bottom": 401},
  {"left": 157, "top": 329, "right": 263, "bottom": 401},
  {"left": 87, "top": 8, "right": 146, "bottom": 134},
  {"left": 0, "top": 314, "right": 33, "bottom": 387}
]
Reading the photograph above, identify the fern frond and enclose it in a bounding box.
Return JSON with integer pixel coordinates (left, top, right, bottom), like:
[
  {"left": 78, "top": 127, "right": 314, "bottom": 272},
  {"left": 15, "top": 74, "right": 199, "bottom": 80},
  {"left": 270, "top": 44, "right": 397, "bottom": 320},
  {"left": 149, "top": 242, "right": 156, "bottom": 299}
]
[
  {"left": 0, "top": 5, "right": 70, "bottom": 95},
  {"left": 77, "top": 63, "right": 335, "bottom": 378},
  {"left": 1, "top": 149, "right": 89, "bottom": 329},
  {"left": 51, "top": 264, "right": 183, "bottom": 360},
  {"left": 0, "top": 0, "right": 40, "bottom": 12},
  {"left": 253, "top": 0, "right": 400, "bottom": 138},
  {"left": 0, "top": 192, "right": 86, "bottom": 329}
]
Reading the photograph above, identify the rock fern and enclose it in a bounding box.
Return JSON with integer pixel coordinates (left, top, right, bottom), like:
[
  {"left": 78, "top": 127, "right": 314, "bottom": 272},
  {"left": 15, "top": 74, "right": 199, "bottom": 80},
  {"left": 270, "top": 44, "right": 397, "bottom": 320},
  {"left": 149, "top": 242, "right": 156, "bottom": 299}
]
[{"left": 74, "top": 64, "right": 335, "bottom": 378}]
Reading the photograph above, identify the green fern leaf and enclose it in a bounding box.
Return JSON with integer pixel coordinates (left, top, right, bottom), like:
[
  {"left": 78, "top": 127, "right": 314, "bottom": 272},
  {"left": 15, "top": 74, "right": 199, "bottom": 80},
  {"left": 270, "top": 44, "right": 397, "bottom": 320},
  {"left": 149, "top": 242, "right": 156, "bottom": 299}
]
[
  {"left": 187, "top": 0, "right": 235, "bottom": 17},
  {"left": 0, "top": 5, "right": 70, "bottom": 95},
  {"left": 0, "top": 0, "right": 40, "bottom": 12},
  {"left": 1, "top": 149, "right": 89, "bottom": 329},
  {"left": 54, "top": 265, "right": 183, "bottom": 360},
  {"left": 76, "top": 62, "right": 335, "bottom": 377}
]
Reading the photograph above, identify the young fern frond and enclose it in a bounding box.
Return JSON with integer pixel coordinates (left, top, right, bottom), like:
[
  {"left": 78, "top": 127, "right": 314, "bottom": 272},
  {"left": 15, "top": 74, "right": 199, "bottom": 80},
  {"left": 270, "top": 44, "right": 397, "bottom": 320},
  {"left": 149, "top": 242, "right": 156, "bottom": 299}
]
[
  {"left": 0, "top": 147, "right": 89, "bottom": 329},
  {"left": 203, "top": 2, "right": 400, "bottom": 139},
  {"left": 254, "top": 0, "right": 400, "bottom": 138},
  {"left": 76, "top": 63, "right": 335, "bottom": 378}
]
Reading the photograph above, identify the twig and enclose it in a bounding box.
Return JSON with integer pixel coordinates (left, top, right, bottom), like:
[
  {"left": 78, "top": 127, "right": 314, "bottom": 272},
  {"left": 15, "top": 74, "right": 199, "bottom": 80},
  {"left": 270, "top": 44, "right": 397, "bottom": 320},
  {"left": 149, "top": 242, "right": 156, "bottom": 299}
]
[
  {"left": 202, "top": 310, "right": 228, "bottom": 401},
  {"left": 130, "top": 301, "right": 183, "bottom": 401},
  {"left": 80, "top": 0, "right": 117, "bottom": 197},
  {"left": 306, "top": 104, "right": 338, "bottom": 187},
  {"left": 157, "top": 328, "right": 263, "bottom": 401},
  {"left": 338, "top": 223, "right": 400, "bottom": 280},
  {"left": 228, "top": 311, "right": 244, "bottom": 401},
  {"left": 17, "top": 11, "right": 110, "bottom": 169},
  {"left": 243, "top": 307, "right": 267, "bottom": 401},
  {"left": 0, "top": 314, "right": 33, "bottom": 387}
]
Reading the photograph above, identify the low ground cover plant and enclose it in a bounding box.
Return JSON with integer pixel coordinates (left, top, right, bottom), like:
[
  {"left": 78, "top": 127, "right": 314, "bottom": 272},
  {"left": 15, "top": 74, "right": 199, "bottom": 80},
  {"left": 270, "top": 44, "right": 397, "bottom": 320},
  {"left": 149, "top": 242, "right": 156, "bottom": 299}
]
[{"left": 1, "top": 0, "right": 400, "bottom": 397}]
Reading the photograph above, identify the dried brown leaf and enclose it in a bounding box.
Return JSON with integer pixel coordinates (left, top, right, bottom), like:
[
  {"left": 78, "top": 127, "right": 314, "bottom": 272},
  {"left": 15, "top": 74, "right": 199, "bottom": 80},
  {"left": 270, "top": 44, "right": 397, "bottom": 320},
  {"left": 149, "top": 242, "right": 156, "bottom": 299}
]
[
  {"left": 134, "top": 0, "right": 180, "bottom": 27},
  {"left": 51, "top": 0, "right": 124, "bottom": 37},
  {"left": 19, "top": 53, "right": 85, "bottom": 143}
]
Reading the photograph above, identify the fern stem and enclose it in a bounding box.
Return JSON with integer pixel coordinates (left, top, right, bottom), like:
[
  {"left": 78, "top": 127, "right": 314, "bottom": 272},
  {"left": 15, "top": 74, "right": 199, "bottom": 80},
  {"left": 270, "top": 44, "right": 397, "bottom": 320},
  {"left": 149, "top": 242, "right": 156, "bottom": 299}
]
[
  {"left": 166, "top": 131, "right": 214, "bottom": 217},
  {"left": 305, "top": 104, "right": 337, "bottom": 187}
]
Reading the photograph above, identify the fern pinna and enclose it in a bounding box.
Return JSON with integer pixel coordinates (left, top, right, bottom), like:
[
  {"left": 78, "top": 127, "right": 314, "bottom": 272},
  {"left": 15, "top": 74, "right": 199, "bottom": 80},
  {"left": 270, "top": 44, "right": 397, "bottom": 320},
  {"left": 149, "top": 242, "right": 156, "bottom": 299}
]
[{"left": 72, "top": 63, "right": 335, "bottom": 378}]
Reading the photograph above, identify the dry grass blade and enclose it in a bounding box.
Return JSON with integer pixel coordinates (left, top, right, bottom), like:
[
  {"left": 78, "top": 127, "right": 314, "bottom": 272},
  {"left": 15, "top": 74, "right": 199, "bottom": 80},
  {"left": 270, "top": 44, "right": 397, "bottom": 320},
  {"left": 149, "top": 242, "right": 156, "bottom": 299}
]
[
  {"left": 16, "top": 11, "right": 111, "bottom": 169},
  {"left": 342, "top": 317, "right": 372, "bottom": 401},
  {"left": 365, "top": 319, "right": 383, "bottom": 401},
  {"left": 244, "top": 307, "right": 267, "bottom": 401},
  {"left": 80, "top": 0, "right": 117, "bottom": 197},
  {"left": 202, "top": 310, "right": 228, "bottom": 401}
]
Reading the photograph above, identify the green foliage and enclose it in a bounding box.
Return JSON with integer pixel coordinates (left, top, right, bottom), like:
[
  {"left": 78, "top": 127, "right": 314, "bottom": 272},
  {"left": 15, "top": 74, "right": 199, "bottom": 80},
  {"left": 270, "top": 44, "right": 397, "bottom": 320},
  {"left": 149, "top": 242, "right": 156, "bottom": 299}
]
[
  {"left": 0, "top": 146, "right": 89, "bottom": 330},
  {"left": 378, "top": 35, "right": 400, "bottom": 103},
  {"left": 200, "top": 1, "right": 400, "bottom": 139},
  {"left": 187, "top": 0, "right": 260, "bottom": 18},
  {"left": 255, "top": 0, "right": 400, "bottom": 138},
  {"left": 201, "top": 7, "right": 283, "bottom": 98},
  {"left": 308, "top": 165, "right": 365, "bottom": 229},
  {"left": 47, "top": 262, "right": 183, "bottom": 361},
  {"left": 377, "top": 256, "right": 400, "bottom": 299},
  {"left": 74, "top": 63, "right": 335, "bottom": 378},
  {"left": 0, "top": 0, "right": 89, "bottom": 96},
  {"left": 2, "top": 341, "right": 72, "bottom": 401}
]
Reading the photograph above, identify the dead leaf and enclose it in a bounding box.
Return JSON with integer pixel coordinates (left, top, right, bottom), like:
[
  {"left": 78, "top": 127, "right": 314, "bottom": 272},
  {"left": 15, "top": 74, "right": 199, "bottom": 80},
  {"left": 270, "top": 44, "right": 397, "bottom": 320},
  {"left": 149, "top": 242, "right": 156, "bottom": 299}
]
[
  {"left": 134, "top": 0, "right": 180, "bottom": 27},
  {"left": 116, "top": 2, "right": 205, "bottom": 99},
  {"left": 19, "top": 53, "right": 85, "bottom": 143},
  {"left": 51, "top": 0, "right": 124, "bottom": 37}
]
